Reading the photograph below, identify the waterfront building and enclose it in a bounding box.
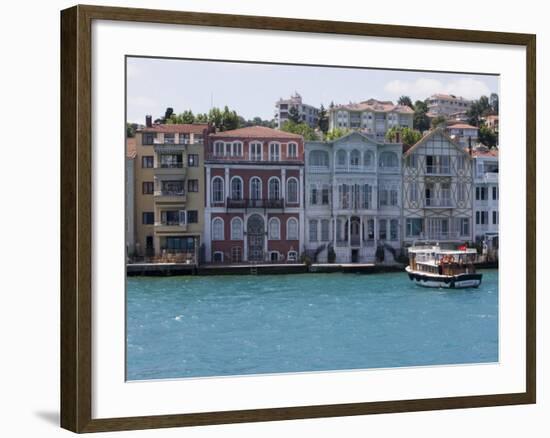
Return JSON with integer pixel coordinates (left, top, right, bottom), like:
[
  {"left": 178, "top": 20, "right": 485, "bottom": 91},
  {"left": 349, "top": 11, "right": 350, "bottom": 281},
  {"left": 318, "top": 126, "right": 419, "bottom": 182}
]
[
  {"left": 274, "top": 92, "right": 319, "bottom": 128},
  {"left": 471, "top": 145, "right": 499, "bottom": 243},
  {"left": 304, "top": 131, "right": 403, "bottom": 263},
  {"left": 328, "top": 99, "right": 413, "bottom": 141},
  {"left": 402, "top": 128, "right": 474, "bottom": 245},
  {"left": 446, "top": 123, "right": 479, "bottom": 147},
  {"left": 133, "top": 116, "right": 212, "bottom": 260},
  {"left": 426, "top": 93, "right": 472, "bottom": 116},
  {"left": 126, "top": 137, "right": 136, "bottom": 257},
  {"left": 204, "top": 126, "right": 305, "bottom": 263}
]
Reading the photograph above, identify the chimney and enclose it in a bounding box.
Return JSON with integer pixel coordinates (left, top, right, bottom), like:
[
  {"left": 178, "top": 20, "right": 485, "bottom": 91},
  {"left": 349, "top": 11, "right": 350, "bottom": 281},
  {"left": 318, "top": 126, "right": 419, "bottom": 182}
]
[{"left": 145, "top": 115, "right": 152, "bottom": 128}]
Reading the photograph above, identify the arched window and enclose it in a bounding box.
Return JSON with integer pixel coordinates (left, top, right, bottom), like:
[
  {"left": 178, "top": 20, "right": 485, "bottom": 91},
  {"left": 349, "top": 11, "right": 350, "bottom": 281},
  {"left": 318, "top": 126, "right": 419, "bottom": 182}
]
[
  {"left": 286, "top": 178, "right": 298, "bottom": 203},
  {"left": 230, "top": 217, "right": 243, "bottom": 240},
  {"left": 364, "top": 150, "right": 374, "bottom": 167},
  {"left": 230, "top": 177, "right": 242, "bottom": 200},
  {"left": 379, "top": 151, "right": 398, "bottom": 168},
  {"left": 268, "top": 218, "right": 280, "bottom": 240},
  {"left": 287, "top": 218, "right": 298, "bottom": 240},
  {"left": 250, "top": 177, "right": 262, "bottom": 200},
  {"left": 337, "top": 150, "right": 347, "bottom": 167},
  {"left": 350, "top": 149, "right": 360, "bottom": 167},
  {"left": 309, "top": 150, "right": 329, "bottom": 167},
  {"left": 287, "top": 142, "right": 298, "bottom": 158},
  {"left": 212, "top": 217, "right": 224, "bottom": 240},
  {"left": 211, "top": 177, "right": 224, "bottom": 203},
  {"left": 268, "top": 177, "right": 280, "bottom": 200}
]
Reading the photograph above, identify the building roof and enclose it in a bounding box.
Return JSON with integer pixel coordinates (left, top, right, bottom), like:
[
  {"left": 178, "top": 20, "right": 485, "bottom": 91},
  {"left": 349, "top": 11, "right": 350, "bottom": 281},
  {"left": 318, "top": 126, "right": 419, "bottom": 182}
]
[
  {"left": 485, "top": 115, "right": 499, "bottom": 121},
  {"left": 429, "top": 93, "right": 470, "bottom": 101},
  {"left": 138, "top": 123, "right": 209, "bottom": 134},
  {"left": 470, "top": 146, "right": 499, "bottom": 157},
  {"left": 447, "top": 123, "right": 479, "bottom": 130},
  {"left": 404, "top": 128, "right": 469, "bottom": 157},
  {"left": 209, "top": 125, "right": 303, "bottom": 140},
  {"left": 126, "top": 137, "right": 136, "bottom": 159},
  {"left": 331, "top": 98, "right": 414, "bottom": 114}
]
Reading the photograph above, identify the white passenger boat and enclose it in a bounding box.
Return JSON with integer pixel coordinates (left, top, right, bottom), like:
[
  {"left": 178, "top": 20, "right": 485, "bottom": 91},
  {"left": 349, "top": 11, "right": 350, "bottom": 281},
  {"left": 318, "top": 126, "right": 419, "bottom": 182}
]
[{"left": 406, "top": 245, "right": 482, "bottom": 289}]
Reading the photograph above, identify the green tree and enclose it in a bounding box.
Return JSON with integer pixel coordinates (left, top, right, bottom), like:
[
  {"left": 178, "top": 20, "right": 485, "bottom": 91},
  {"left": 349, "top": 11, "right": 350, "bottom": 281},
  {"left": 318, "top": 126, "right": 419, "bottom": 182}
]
[
  {"left": 195, "top": 113, "right": 209, "bottom": 123},
  {"left": 208, "top": 107, "right": 223, "bottom": 130},
  {"left": 280, "top": 120, "right": 319, "bottom": 141},
  {"left": 490, "top": 93, "right": 499, "bottom": 114},
  {"left": 467, "top": 95, "right": 492, "bottom": 126},
  {"left": 325, "top": 127, "right": 350, "bottom": 141},
  {"left": 385, "top": 126, "right": 422, "bottom": 146},
  {"left": 317, "top": 104, "right": 329, "bottom": 134},
  {"left": 221, "top": 106, "right": 240, "bottom": 131},
  {"left": 413, "top": 100, "right": 430, "bottom": 132},
  {"left": 164, "top": 107, "right": 174, "bottom": 122},
  {"left": 478, "top": 125, "right": 498, "bottom": 147},
  {"left": 431, "top": 115, "right": 447, "bottom": 129},
  {"left": 288, "top": 106, "right": 301, "bottom": 124},
  {"left": 398, "top": 96, "right": 414, "bottom": 109}
]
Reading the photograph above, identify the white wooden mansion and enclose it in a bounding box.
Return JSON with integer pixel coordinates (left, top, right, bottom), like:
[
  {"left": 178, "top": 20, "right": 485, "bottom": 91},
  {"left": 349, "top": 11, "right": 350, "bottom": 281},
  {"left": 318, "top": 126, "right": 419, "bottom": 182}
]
[
  {"left": 304, "top": 131, "right": 402, "bottom": 263},
  {"left": 471, "top": 146, "right": 499, "bottom": 241},
  {"left": 402, "top": 128, "right": 474, "bottom": 245}
]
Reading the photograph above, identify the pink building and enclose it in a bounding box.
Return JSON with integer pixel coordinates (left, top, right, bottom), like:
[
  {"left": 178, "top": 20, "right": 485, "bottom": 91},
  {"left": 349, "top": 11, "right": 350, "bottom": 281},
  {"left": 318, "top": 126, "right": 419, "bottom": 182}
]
[{"left": 204, "top": 126, "right": 305, "bottom": 264}]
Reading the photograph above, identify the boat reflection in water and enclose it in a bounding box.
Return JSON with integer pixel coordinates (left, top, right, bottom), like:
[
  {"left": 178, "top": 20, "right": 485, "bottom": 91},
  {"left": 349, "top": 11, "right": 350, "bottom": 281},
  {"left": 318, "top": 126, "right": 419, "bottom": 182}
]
[{"left": 406, "top": 244, "right": 482, "bottom": 289}]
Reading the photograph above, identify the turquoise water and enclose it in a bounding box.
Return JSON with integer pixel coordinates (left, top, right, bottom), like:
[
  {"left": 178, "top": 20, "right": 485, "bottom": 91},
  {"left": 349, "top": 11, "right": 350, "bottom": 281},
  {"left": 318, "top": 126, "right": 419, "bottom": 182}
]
[{"left": 127, "top": 270, "right": 498, "bottom": 380}]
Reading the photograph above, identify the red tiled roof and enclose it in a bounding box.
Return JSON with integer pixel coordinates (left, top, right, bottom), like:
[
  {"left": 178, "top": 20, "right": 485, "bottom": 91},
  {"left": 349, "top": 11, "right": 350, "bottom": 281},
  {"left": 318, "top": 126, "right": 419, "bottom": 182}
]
[
  {"left": 139, "top": 123, "right": 209, "bottom": 134},
  {"left": 126, "top": 137, "right": 136, "bottom": 159},
  {"left": 209, "top": 126, "right": 303, "bottom": 139},
  {"left": 448, "top": 123, "right": 478, "bottom": 130},
  {"left": 470, "top": 147, "right": 499, "bottom": 157}
]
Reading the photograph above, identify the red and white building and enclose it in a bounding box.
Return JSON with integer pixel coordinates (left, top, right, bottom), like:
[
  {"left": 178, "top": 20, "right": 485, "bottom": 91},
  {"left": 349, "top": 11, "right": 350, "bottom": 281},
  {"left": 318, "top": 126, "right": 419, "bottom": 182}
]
[{"left": 204, "top": 126, "right": 305, "bottom": 264}]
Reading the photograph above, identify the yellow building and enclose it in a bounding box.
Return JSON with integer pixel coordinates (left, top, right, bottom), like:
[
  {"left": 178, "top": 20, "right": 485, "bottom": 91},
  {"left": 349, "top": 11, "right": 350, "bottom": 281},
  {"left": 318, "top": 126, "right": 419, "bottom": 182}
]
[{"left": 133, "top": 119, "right": 211, "bottom": 262}]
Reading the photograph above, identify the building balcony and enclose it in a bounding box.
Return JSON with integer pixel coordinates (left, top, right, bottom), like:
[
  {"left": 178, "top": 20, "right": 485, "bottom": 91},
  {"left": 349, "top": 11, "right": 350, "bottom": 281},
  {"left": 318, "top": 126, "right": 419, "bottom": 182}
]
[
  {"left": 226, "top": 198, "right": 284, "bottom": 209},
  {"left": 153, "top": 143, "right": 186, "bottom": 152},
  {"left": 154, "top": 190, "right": 187, "bottom": 203},
  {"left": 154, "top": 222, "right": 187, "bottom": 233},
  {"left": 425, "top": 166, "right": 452, "bottom": 176},
  {"left": 424, "top": 199, "right": 453, "bottom": 208},
  {"left": 153, "top": 163, "right": 187, "bottom": 176}
]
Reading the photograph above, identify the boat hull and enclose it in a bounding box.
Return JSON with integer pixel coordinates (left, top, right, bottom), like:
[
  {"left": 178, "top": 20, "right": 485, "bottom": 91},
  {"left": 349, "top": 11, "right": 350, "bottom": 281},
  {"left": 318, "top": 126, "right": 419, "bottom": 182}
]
[{"left": 405, "top": 266, "right": 482, "bottom": 289}]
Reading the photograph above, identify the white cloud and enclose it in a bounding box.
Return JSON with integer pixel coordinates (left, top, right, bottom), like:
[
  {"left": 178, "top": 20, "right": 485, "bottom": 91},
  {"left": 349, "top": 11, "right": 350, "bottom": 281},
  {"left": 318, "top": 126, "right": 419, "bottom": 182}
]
[{"left": 384, "top": 77, "right": 492, "bottom": 101}]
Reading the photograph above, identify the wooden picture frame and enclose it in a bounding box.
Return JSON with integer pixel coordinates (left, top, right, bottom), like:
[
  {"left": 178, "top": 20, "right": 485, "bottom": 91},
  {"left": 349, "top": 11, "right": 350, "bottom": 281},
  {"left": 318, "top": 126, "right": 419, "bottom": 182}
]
[{"left": 60, "top": 4, "right": 536, "bottom": 433}]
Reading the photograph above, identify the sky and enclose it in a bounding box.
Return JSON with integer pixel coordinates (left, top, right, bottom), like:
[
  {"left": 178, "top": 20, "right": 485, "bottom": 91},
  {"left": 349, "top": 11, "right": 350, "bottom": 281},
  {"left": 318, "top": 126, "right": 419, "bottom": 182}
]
[{"left": 126, "top": 56, "right": 499, "bottom": 124}]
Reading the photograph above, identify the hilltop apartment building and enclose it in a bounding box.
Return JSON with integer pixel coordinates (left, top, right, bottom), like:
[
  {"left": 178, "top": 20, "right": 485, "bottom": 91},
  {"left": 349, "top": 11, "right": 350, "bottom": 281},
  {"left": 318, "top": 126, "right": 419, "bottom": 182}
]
[
  {"left": 328, "top": 99, "right": 413, "bottom": 140},
  {"left": 427, "top": 94, "right": 472, "bottom": 116},
  {"left": 132, "top": 117, "right": 212, "bottom": 260},
  {"left": 274, "top": 92, "right": 319, "bottom": 128}
]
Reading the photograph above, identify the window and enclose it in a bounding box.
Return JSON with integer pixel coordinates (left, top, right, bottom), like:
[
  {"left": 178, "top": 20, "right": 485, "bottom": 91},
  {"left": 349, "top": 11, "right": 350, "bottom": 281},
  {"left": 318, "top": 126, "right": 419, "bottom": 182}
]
[
  {"left": 476, "top": 187, "right": 488, "bottom": 201},
  {"left": 187, "top": 179, "right": 199, "bottom": 192},
  {"left": 441, "top": 183, "right": 451, "bottom": 206},
  {"left": 492, "top": 186, "right": 499, "bottom": 200},
  {"left": 214, "top": 142, "right": 224, "bottom": 156},
  {"left": 322, "top": 185, "right": 330, "bottom": 205},
  {"left": 457, "top": 183, "right": 466, "bottom": 202},
  {"left": 287, "top": 178, "right": 298, "bottom": 203},
  {"left": 288, "top": 142, "right": 297, "bottom": 158},
  {"left": 309, "top": 220, "right": 318, "bottom": 242},
  {"left": 231, "top": 217, "right": 243, "bottom": 240},
  {"left": 232, "top": 142, "right": 243, "bottom": 157},
  {"left": 161, "top": 180, "right": 184, "bottom": 195},
  {"left": 142, "top": 212, "right": 154, "bottom": 225},
  {"left": 287, "top": 218, "right": 298, "bottom": 240},
  {"left": 309, "top": 150, "right": 329, "bottom": 167},
  {"left": 390, "top": 188, "right": 399, "bottom": 206},
  {"left": 366, "top": 219, "right": 375, "bottom": 240},
  {"left": 493, "top": 211, "right": 499, "bottom": 225},
  {"left": 231, "top": 247, "right": 242, "bottom": 263},
  {"left": 230, "top": 177, "right": 243, "bottom": 200},
  {"left": 321, "top": 219, "right": 330, "bottom": 242},
  {"left": 459, "top": 218, "right": 470, "bottom": 236},
  {"left": 142, "top": 133, "right": 156, "bottom": 145},
  {"left": 350, "top": 149, "right": 360, "bottom": 167},
  {"left": 379, "top": 151, "right": 398, "bottom": 168},
  {"left": 268, "top": 178, "right": 280, "bottom": 200},
  {"left": 212, "top": 218, "right": 224, "bottom": 240},
  {"left": 164, "top": 133, "right": 175, "bottom": 144},
  {"left": 187, "top": 210, "right": 198, "bottom": 224},
  {"left": 337, "top": 150, "right": 347, "bottom": 167},
  {"left": 390, "top": 219, "right": 398, "bottom": 240},
  {"left": 270, "top": 251, "right": 280, "bottom": 262},
  {"left": 408, "top": 154, "right": 418, "bottom": 168},
  {"left": 142, "top": 181, "right": 154, "bottom": 194},
  {"left": 178, "top": 133, "right": 189, "bottom": 144},
  {"left": 141, "top": 156, "right": 154, "bottom": 168},
  {"left": 269, "top": 143, "right": 280, "bottom": 161},
  {"left": 160, "top": 210, "right": 186, "bottom": 225},
  {"left": 339, "top": 184, "right": 350, "bottom": 209},
  {"left": 160, "top": 154, "right": 182, "bottom": 168},
  {"left": 362, "top": 184, "right": 372, "bottom": 209},
  {"left": 406, "top": 218, "right": 423, "bottom": 237},
  {"left": 379, "top": 187, "right": 389, "bottom": 206},
  {"left": 363, "top": 150, "right": 374, "bottom": 167},
  {"left": 213, "top": 252, "right": 224, "bottom": 263},
  {"left": 250, "top": 177, "right": 262, "bottom": 200},
  {"left": 476, "top": 211, "right": 489, "bottom": 225},
  {"left": 268, "top": 218, "right": 280, "bottom": 240},
  {"left": 410, "top": 183, "right": 418, "bottom": 203},
  {"left": 250, "top": 142, "right": 262, "bottom": 161},
  {"left": 212, "top": 177, "right": 224, "bottom": 203},
  {"left": 310, "top": 186, "right": 318, "bottom": 205},
  {"left": 164, "top": 236, "right": 195, "bottom": 252},
  {"left": 188, "top": 154, "right": 199, "bottom": 167}
]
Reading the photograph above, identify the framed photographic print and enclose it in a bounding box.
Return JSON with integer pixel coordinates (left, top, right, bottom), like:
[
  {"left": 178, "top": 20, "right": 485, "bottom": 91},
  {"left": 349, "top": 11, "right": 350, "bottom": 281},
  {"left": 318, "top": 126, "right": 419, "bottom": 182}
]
[{"left": 60, "top": 4, "right": 536, "bottom": 433}]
